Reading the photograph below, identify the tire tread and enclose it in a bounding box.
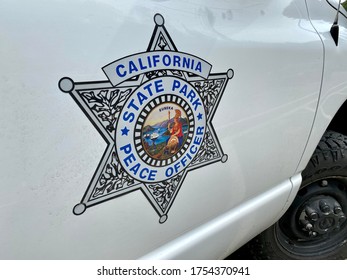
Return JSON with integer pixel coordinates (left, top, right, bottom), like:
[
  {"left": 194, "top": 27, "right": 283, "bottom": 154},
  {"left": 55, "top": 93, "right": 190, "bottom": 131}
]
[{"left": 243, "top": 130, "right": 347, "bottom": 259}]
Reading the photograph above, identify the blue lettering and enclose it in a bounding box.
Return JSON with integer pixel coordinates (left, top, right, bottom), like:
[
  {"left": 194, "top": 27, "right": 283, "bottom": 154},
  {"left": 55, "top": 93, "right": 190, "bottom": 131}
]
[
  {"left": 179, "top": 84, "right": 188, "bottom": 96},
  {"left": 153, "top": 55, "right": 160, "bottom": 67},
  {"left": 137, "top": 91, "right": 148, "bottom": 106},
  {"left": 174, "top": 162, "right": 181, "bottom": 173},
  {"left": 128, "top": 163, "right": 157, "bottom": 180},
  {"left": 143, "top": 83, "right": 154, "bottom": 96},
  {"left": 182, "top": 57, "right": 190, "bottom": 69},
  {"left": 123, "top": 111, "right": 135, "bottom": 123},
  {"left": 116, "top": 64, "right": 126, "bottom": 77},
  {"left": 140, "top": 168, "right": 149, "bottom": 179},
  {"left": 127, "top": 98, "right": 139, "bottom": 111},
  {"left": 147, "top": 56, "right": 152, "bottom": 68},
  {"left": 148, "top": 170, "right": 157, "bottom": 181},
  {"left": 129, "top": 60, "right": 138, "bottom": 74},
  {"left": 165, "top": 167, "right": 174, "bottom": 177},
  {"left": 130, "top": 163, "right": 140, "bottom": 175},
  {"left": 163, "top": 54, "right": 171, "bottom": 66},
  {"left": 123, "top": 153, "right": 136, "bottom": 167},
  {"left": 195, "top": 61, "right": 202, "bottom": 72},
  {"left": 181, "top": 156, "right": 187, "bottom": 167},
  {"left": 192, "top": 98, "right": 202, "bottom": 111},
  {"left": 194, "top": 136, "right": 202, "bottom": 145},
  {"left": 173, "top": 55, "right": 181, "bottom": 67},
  {"left": 187, "top": 89, "right": 196, "bottom": 103},
  {"left": 172, "top": 79, "right": 180, "bottom": 91},
  {"left": 196, "top": 126, "right": 204, "bottom": 135},
  {"left": 154, "top": 79, "right": 164, "bottom": 93},
  {"left": 138, "top": 58, "right": 147, "bottom": 70},
  {"left": 190, "top": 145, "right": 197, "bottom": 154},
  {"left": 120, "top": 143, "right": 132, "bottom": 154}
]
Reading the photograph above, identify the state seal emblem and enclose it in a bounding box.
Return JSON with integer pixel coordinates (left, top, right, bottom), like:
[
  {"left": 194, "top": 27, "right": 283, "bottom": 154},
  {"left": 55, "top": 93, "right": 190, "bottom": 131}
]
[{"left": 59, "top": 14, "right": 234, "bottom": 223}]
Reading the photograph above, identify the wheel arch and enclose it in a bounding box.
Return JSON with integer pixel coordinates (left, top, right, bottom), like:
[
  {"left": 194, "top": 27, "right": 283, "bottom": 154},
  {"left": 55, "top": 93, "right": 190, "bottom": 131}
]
[
  {"left": 327, "top": 99, "right": 347, "bottom": 136},
  {"left": 296, "top": 96, "right": 347, "bottom": 174}
]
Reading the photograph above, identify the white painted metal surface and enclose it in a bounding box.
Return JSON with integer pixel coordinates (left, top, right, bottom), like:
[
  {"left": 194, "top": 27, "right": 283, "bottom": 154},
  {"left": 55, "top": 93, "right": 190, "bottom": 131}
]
[{"left": 297, "top": 0, "right": 347, "bottom": 172}]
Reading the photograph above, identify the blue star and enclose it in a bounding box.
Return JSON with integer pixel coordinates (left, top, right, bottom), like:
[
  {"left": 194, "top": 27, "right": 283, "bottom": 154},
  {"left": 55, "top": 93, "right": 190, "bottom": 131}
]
[
  {"left": 121, "top": 126, "right": 130, "bottom": 136},
  {"left": 197, "top": 113, "right": 203, "bottom": 120}
]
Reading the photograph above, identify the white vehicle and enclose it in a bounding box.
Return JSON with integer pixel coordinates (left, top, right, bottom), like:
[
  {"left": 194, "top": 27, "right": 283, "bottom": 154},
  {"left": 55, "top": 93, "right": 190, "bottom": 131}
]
[{"left": 1, "top": 0, "right": 347, "bottom": 259}]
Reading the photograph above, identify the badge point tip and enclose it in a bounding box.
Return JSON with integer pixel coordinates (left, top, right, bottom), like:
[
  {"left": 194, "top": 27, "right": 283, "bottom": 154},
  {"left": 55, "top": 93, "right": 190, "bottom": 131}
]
[
  {"left": 227, "top": 69, "right": 234, "bottom": 79},
  {"left": 154, "top": 14, "right": 165, "bottom": 26},
  {"left": 73, "top": 203, "right": 86, "bottom": 215},
  {"left": 59, "top": 77, "right": 75, "bottom": 93},
  {"left": 221, "top": 154, "right": 228, "bottom": 163},
  {"left": 159, "top": 214, "right": 168, "bottom": 223}
]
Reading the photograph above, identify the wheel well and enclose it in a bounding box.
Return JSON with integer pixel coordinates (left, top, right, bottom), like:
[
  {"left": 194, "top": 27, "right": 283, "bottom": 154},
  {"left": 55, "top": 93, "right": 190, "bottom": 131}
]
[{"left": 327, "top": 100, "right": 347, "bottom": 136}]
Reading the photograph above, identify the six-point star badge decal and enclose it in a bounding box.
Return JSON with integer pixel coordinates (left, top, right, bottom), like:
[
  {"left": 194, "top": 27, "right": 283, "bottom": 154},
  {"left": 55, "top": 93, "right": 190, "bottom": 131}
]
[{"left": 59, "top": 14, "right": 234, "bottom": 223}]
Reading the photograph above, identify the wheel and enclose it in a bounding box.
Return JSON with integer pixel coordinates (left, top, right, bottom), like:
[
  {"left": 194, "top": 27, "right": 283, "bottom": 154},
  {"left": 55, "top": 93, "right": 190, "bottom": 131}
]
[{"left": 248, "top": 130, "right": 347, "bottom": 259}]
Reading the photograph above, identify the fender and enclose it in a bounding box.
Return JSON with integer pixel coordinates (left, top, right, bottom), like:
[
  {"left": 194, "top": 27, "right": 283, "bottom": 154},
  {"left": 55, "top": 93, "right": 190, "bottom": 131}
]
[{"left": 297, "top": 0, "right": 347, "bottom": 173}]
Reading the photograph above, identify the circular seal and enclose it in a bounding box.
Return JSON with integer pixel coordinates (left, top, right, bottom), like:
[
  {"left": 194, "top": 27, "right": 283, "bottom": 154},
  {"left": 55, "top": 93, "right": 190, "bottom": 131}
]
[
  {"left": 135, "top": 95, "right": 195, "bottom": 167},
  {"left": 115, "top": 76, "right": 206, "bottom": 183}
]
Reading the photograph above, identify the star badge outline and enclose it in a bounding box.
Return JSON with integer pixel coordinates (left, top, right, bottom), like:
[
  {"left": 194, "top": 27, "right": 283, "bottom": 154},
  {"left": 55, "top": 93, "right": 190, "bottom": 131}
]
[{"left": 58, "top": 14, "right": 233, "bottom": 223}]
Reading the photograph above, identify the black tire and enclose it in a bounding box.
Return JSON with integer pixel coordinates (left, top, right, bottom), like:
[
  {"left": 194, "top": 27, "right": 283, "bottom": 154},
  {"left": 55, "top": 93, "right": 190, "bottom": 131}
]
[{"left": 247, "top": 130, "right": 347, "bottom": 259}]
